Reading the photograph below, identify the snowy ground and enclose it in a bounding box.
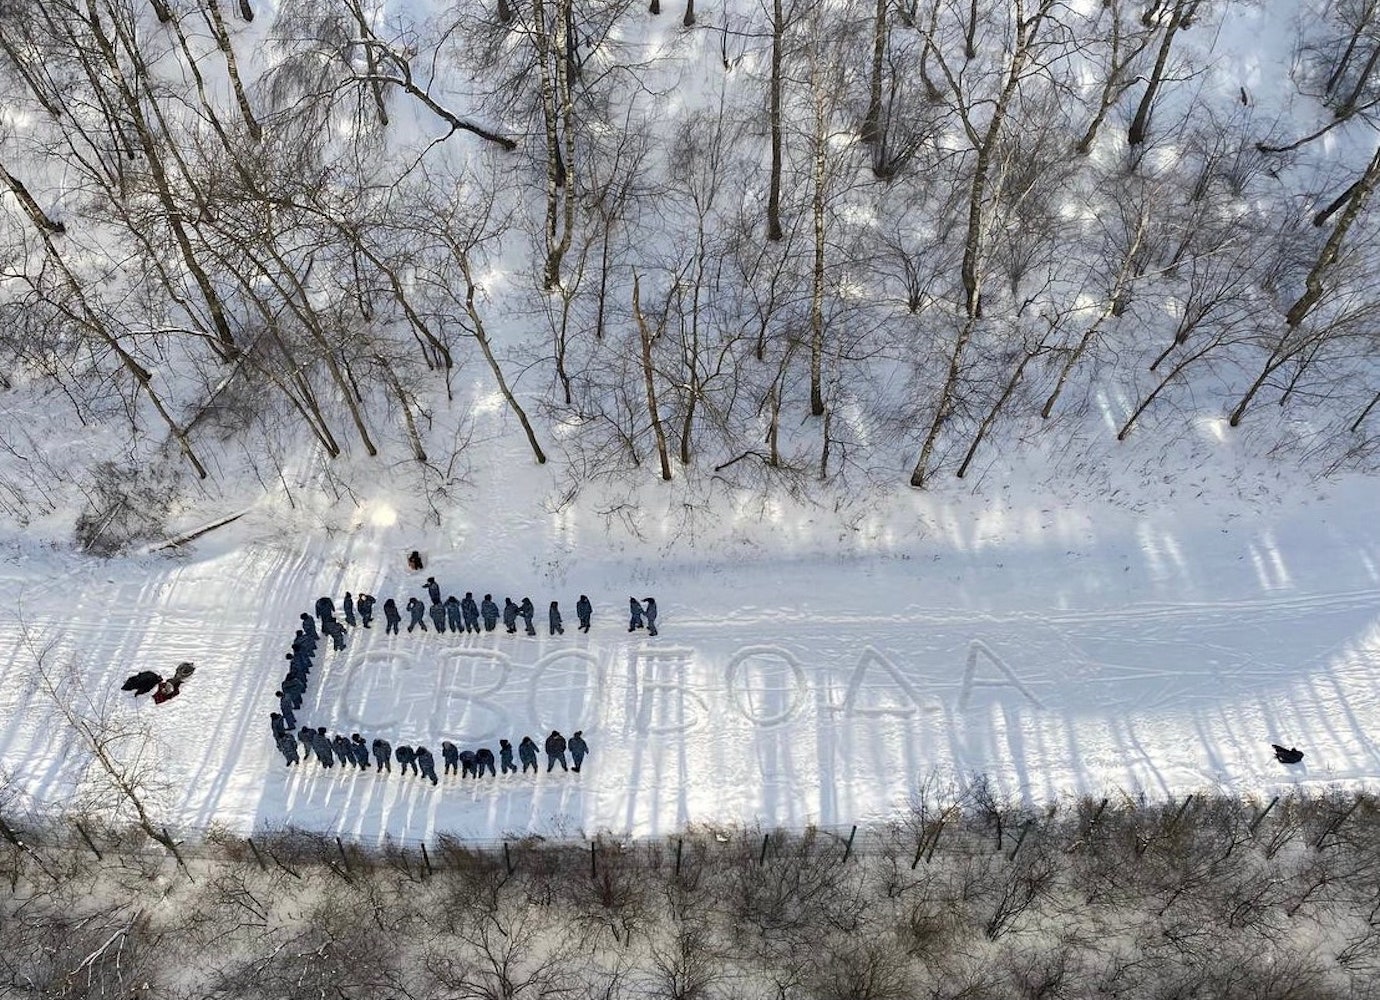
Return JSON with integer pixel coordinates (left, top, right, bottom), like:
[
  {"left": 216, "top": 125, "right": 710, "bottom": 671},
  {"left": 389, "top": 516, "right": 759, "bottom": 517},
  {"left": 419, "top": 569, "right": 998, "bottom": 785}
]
[{"left": 2, "top": 462, "right": 1377, "bottom": 846}]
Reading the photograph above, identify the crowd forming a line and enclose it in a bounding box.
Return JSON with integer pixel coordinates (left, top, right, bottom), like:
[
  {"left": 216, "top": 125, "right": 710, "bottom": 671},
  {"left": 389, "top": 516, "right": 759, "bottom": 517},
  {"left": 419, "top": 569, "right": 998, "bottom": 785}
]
[{"left": 271, "top": 555, "right": 660, "bottom": 780}]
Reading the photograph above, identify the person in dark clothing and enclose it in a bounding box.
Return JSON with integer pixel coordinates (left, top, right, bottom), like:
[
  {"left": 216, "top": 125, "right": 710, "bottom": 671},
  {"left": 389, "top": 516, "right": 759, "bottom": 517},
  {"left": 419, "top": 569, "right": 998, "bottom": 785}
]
[
  {"left": 122, "top": 670, "right": 162, "bottom": 696},
  {"left": 322, "top": 618, "right": 347, "bottom": 651},
  {"left": 445, "top": 596, "right": 463, "bottom": 633},
  {"left": 315, "top": 596, "right": 335, "bottom": 629},
  {"left": 458, "top": 749, "right": 477, "bottom": 778},
  {"left": 518, "top": 737, "right": 539, "bottom": 774},
  {"left": 549, "top": 601, "right": 564, "bottom": 636},
  {"left": 357, "top": 593, "right": 376, "bottom": 628},
  {"left": 298, "top": 727, "right": 315, "bottom": 762},
  {"left": 372, "top": 738, "right": 393, "bottom": 772},
  {"left": 350, "top": 734, "right": 369, "bottom": 768},
  {"left": 481, "top": 594, "right": 499, "bottom": 632},
  {"left": 276, "top": 731, "right": 300, "bottom": 766},
  {"left": 628, "top": 597, "right": 645, "bottom": 632},
  {"left": 276, "top": 691, "right": 296, "bottom": 730},
  {"left": 408, "top": 550, "right": 424, "bottom": 571},
  {"left": 396, "top": 744, "right": 418, "bottom": 776},
  {"left": 343, "top": 592, "right": 356, "bottom": 627},
  {"left": 442, "top": 741, "right": 459, "bottom": 775},
  {"left": 502, "top": 598, "right": 519, "bottom": 634},
  {"left": 270, "top": 712, "right": 291, "bottom": 738},
  {"left": 474, "top": 747, "right": 496, "bottom": 777},
  {"left": 519, "top": 597, "right": 536, "bottom": 636},
  {"left": 544, "top": 730, "right": 568, "bottom": 772},
  {"left": 280, "top": 672, "right": 305, "bottom": 709},
  {"left": 312, "top": 728, "right": 335, "bottom": 768},
  {"left": 383, "top": 599, "right": 401, "bottom": 634},
  {"left": 294, "top": 627, "right": 317, "bottom": 652},
  {"left": 643, "top": 597, "right": 659, "bottom": 636},
  {"left": 576, "top": 595, "right": 592, "bottom": 633},
  {"left": 425, "top": 576, "right": 441, "bottom": 605},
  {"left": 1273, "top": 745, "right": 1305, "bottom": 764},
  {"left": 300, "top": 612, "right": 318, "bottom": 639},
  {"left": 568, "top": 731, "right": 589, "bottom": 772},
  {"left": 499, "top": 739, "right": 517, "bottom": 774},
  {"left": 462, "top": 593, "right": 481, "bottom": 633},
  {"left": 429, "top": 600, "right": 447, "bottom": 633},
  {"left": 415, "top": 746, "right": 439, "bottom": 785},
  {"left": 407, "top": 597, "right": 427, "bottom": 632},
  {"left": 333, "top": 734, "right": 354, "bottom": 768}
]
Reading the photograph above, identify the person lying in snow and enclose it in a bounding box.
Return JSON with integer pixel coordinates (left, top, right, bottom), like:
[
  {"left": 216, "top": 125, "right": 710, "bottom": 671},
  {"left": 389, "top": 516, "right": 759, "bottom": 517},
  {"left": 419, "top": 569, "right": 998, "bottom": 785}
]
[
  {"left": 1273, "top": 745, "right": 1304, "bottom": 765},
  {"left": 152, "top": 679, "right": 182, "bottom": 704}
]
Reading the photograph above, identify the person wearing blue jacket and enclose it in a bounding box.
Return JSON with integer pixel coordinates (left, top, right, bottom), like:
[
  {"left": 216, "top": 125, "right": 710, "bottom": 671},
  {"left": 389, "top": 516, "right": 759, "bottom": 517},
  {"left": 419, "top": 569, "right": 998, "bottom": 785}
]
[
  {"left": 383, "top": 599, "right": 401, "bottom": 634},
  {"left": 502, "top": 598, "right": 519, "bottom": 634},
  {"left": 407, "top": 597, "right": 427, "bottom": 632},
  {"left": 549, "top": 601, "right": 564, "bottom": 636},
  {"left": 415, "top": 746, "right": 439, "bottom": 785},
  {"left": 462, "top": 593, "right": 481, "bottom": 633},
  {"left": 576, "top": 595, "right": 592, "bottom": 633},
  {"left": 628, "top": 597, "right": 645, "bottom": 632},
  {"left": 445, "top": 596, "right": 463, "bottom": 633},
  {"left": 357, "top": 593, "right": 376, "bottom": 628},
  {"left": 481, "top": 595, "right": 500, "bottom": 632},
  {"left": 519, "top": 597, "right": 536, "bottom": 636},
  {"left": 428, "top": 600, "right": 446, "bottom": 633}
]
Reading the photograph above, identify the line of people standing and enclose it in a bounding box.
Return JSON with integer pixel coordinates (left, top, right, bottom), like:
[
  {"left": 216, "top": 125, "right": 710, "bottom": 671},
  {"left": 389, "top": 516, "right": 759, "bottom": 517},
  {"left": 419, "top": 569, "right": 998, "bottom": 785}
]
[{"left": 269, "top": 570, "right": 618, "bottom": 778}]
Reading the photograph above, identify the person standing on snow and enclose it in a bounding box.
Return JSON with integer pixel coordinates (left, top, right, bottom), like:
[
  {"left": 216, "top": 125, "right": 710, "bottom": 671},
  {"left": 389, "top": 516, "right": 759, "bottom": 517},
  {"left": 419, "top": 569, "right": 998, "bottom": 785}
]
[
  {"left": 395, "top": 744, "right": 418, "bottom": 776},
  {"left": 518, "top": 737, "right": 539, "bottom": 774},
  {"left": 428, "top": 600, "right": 447, "bottom": 633},
  {"left": 357, "top": 593, "right": 376, "bottom": 628},
  {"left": 459, "top": 749, "right": 477, "bottom": 778},
  {"left": 424, "top": 576, "right": 441, "bottom": 605},
  {"left": 499, "top": 738, "right": 517, "bottom": 774},
  {"left": 576, "top": 595, "right": 592, "bottom": 633},
  {"left": 545, "top": 730, "right": 568, "bottom": 772},
  {"left": 568, "top": 731, "right": 589, "bottom": 772},
  {"left": 322, "top": 617, "right": 347, "bottom": 651},
  {"left": 628, "top": 597, "right": 645, "bottom": 632},
  {"left": 481, "top": 594, "right": 500, "bottom": 632},
  {"left": 299, "top": 612, "right": 318, "bottom": 639},
  {"left": 415, "top": 746, "right": 439, "bottom": 785},
  {"left": 372, "top": 737, "right": 393, "bottom": 772},
  {"left": 475, "top": 746, "right": 497, "bottom": 777},
  {"left": 383, "top": 598, "right": 401, "bottom": 634},
  {"left": 462, "top": 592, "right": 481, "bottom": 633},
  {"left": 519, "top": 597, "right": 537, "bottom": 636},
  {"left": 343, "top": 592, "right": 357, "bottom": 627},
  {"left": 643, "top": 597, "right": 659, "bottom": 636},
  {"left": 352, "top": 734, "right": 370, "bottom": 768},
  {"left": 407, "top": 597, "right": 427, "bottom": 632},
  {"left": 502, "top": 598, "right": 519, "bottom": 634},
  {"left": 314, "top": 596, "right": 335, "bottom": 630},
  {"left": 549, "top": 601, "right": 564, "bottom": 636},
  {"left": 445, "top": 596, "right": 463, "bottom": 633},
  {"left": 276, "top": 731, "right": 300, "bottom": 766}
]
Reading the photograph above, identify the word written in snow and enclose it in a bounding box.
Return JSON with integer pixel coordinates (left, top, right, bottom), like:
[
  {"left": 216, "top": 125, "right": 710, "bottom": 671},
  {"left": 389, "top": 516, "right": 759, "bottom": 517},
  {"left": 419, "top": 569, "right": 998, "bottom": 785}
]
[{"left": 332, "top": 643, "right": 1042, "bottom": 736}]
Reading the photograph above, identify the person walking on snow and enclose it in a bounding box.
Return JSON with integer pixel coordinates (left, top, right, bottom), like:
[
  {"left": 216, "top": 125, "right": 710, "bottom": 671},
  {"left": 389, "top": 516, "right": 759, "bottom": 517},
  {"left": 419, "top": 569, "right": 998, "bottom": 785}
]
[
  {"left": 643, "top": 597, "right": 659, "bottom": 636},
  {"left": 342, "top": 592, "right": 356, "bottom": 627},
  {"left": 445, "top": 596, "right": 463, "bottom": 633},
  {"left": 518, "top": 737, "right": 539, "bottom": 774},
  {"left": 424, "top": 576, "right": 441, "bottom": 605},
  {"left": 569, "top": 731, "right": 589, "bottom": 772},
  {"left": 462, "top": 593, "right": 481, "bottom": 633},
  {"left": 549, "top": 601, "right": 564, "bottom": 636},
  {"left": 628, "top": 597, "right": 645, "bottom": 632},
  {"left": 395, "top": 744, "right": 418, "bottom": 776},
  {"left": 415, "top": 746, "right": 439, "bottom": 785},
  {"left": 500, "top": 738, "right": 517, "bottom": 774},
  {"left": 300, "top": 613, "right": 318, "bottom": 639},
  {"left": 383, "top": 598, "right": 401, "bottom": 634},
  {"left": 442, "top": 741, "right": 459, "bottom": 775},
  {"left": 576, "top": 595, "right": 592, "bottom": 633},
  {"left": 270, "top": 712, "right": 291, "bottom": 738},
  {"left": 315, "top": 596, "right": 335, "bottom": 629},
  {"left": 407, "top": 597, "right": 427, "bottom": 632},
  {"left": 322, "top": 618, "right": 347, "bottom": 651},
  {"left": 372, "top": 738, "right": 392, "bottom": 772},
  {"left": 357, "top": 593, "right": 376, "bottom": 628},
  {"left": 276, "top": 691, "right": 296, "bottom": 730},
  {"left": 502, "top": 598, "right": 519, "bottom": 634},
  {"left": 429, "top": 600, "right": 447, "bottom": 633},
  {"left": 545, "top": 730, "right": 568, "bottom": 772},
  {"left": 459, "top": 749, "right": 477, "bottom": 778},
  {"left": 311, "top": 728, "right": 335, "bottom": 768},
  {"left": 519, "top": 597, "right": 536, "bottom": 636},
  {"left": 298, "top": 727, "right": 315, "bottom": 763},
  {"left": 352, "top": 734, "right": 370, "bottom": 768},
  {"left": 481, "top": 594, "right": 499, "bottom": 632}
]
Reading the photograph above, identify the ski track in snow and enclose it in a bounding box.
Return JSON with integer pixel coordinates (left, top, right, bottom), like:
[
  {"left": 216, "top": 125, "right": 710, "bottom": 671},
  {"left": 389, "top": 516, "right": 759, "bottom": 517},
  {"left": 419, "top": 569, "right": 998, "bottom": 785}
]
[{"left": 2, "top": 506, "right": 1378, "bottom": 845}]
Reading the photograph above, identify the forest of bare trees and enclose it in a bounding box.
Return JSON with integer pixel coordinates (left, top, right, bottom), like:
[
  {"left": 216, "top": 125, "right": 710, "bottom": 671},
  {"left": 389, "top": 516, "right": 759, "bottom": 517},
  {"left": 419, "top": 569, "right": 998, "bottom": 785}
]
[
  {"left": 1, "top": 0, "right": 1378, "bottom": 536},
  {"left": 4, "top": 779, "right": 1380, "bottom": 998}
]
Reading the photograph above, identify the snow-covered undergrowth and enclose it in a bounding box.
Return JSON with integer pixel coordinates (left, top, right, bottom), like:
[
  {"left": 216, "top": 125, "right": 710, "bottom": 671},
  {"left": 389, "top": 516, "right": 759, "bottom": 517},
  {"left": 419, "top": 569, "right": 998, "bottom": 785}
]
[{"left": 3, "top": 789, "right": 1379, "bottom": 999}]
